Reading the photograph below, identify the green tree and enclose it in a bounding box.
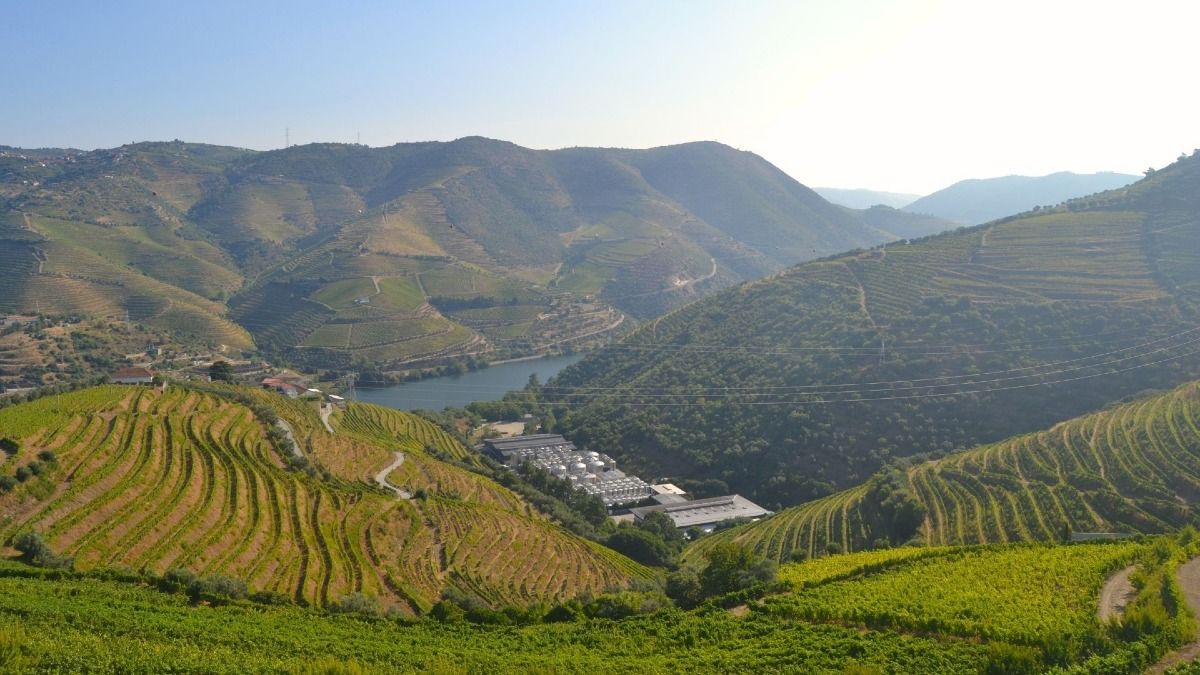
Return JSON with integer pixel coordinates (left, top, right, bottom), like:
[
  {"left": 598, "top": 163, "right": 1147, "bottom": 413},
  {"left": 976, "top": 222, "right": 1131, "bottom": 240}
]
[{"left": 209, "top": 360, "right": 234, "bottom": 382}]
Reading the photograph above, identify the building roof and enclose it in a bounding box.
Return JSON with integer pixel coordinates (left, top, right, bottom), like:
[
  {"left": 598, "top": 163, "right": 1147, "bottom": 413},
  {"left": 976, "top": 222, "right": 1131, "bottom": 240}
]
[
  {"left": 482, "top": 434, "right": 574, "bottom": 453},
  {"left": 629, "top": 494, "right": 769, "bottom": 529},
  {"left": 112, "top": 366, "right": 154, "bottom": 379},
  {"left": 650, "top": 483, "right": 687, "bottom": 496}
]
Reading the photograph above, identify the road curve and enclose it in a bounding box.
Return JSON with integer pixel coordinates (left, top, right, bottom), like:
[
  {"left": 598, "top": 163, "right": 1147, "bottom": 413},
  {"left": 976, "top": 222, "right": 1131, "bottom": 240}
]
[
  {"left": 1148, "top": 556, "right": 1200, "bottom": 673},
  {"left": 374, "top": 452, "right": 411, "bottom": 499},
  {"left": 1097, "top": 565, "right": 1136, "bottom": 624}
]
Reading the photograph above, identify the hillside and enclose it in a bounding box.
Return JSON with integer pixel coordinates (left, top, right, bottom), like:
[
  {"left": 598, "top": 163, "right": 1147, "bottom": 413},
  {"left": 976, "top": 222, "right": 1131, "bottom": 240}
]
[
  {"left": 689, "top": 381, "right": 1200, "bottom": 561},
  {"left": 0, "top": 385, "right": 649, "bottom": 612},
  {"left": 546, "top": 150, "right": 1200, "bottom": 507},
  {"left": 903, "top": 171, "right": 1140, "bottom": 225},
  {"left": 0, "top": 139, "right": 892, "bottom": 370},
  {"left": 814, "top": 186, "right": 921, "bottom": 210},
  {"left": 0, "top": 537, "right": 1190, "bottom": 673},
  {"left": 848, "top": 204, "right": 957, "bottom": 239}
]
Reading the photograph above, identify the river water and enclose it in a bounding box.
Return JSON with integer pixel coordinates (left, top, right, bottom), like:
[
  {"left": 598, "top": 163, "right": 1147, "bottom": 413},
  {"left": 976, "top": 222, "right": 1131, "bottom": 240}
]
[{"left": 352, "top": 353, "right": 585, "bottom": 411}]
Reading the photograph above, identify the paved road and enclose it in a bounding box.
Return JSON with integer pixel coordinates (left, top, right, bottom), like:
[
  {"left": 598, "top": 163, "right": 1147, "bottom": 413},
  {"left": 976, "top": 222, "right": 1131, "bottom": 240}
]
[
  {"left": 374, "top": 452, "right": 411, "bottom": 499},
  {"left": 1148, "top": 556, "right": 1200, "bottom": 673},
  {"left": 319, "top": 404, "right": 334, "bottom": 433},
  {"left": 1097, "top": 565, "right": 1136, "bottom": 624}
]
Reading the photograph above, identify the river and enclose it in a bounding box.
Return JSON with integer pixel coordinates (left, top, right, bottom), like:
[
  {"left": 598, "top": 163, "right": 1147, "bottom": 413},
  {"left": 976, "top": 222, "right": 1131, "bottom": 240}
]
[{"left": 352, "top": 353, "right": 585, "bottom": 411}]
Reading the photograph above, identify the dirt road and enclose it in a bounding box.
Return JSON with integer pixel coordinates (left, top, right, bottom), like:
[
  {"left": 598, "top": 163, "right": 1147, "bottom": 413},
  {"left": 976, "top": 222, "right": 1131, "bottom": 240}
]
[
  {"left": 1148, "top": 557, "right": 1200, "bottom": 673},
  {"left": 1097, "top": 565, "right": 1136, "bottom": 624},
  {"left": 374, "top": 452, "right": 411, "bottom": 499}
]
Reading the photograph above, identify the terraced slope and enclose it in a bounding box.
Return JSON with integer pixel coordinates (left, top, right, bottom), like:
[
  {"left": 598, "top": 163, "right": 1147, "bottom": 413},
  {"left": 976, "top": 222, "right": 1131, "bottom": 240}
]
[
  {"left": 2, "top": 138, "right": 893, "bottom": 370},
  {"left": 0, "top": 537, "right": 1188, "bottom": 673},
  {"left": 551, "top": 150, "right": 1200, "bottom": 507},
  {"left": 0, "top": 385, "right": 649, "bottom": 612},
  {"left": 688, "top": 382, "right": 1200, "bottom": 562}
]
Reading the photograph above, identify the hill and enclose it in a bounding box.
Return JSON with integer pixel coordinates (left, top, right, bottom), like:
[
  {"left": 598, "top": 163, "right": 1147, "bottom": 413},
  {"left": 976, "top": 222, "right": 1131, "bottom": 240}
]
[
  {"left": 0, "top": 139, "right": 893, "bottom": 371},
  {"left": 903, "top": 171, "right": 1140, "bottom": 224},
  {"left": 544, "top": 150, "right": 1200, "bottom": 507},
  {"left": 848, "top": 204, "right": 957, "bottom": 239},
  {"left": 0, "top": 537, "right": 1190, "bottom": 673},
  {"left": 0, "top": 385, "right": 649, "bottom": 612},
  {"left": 689, "top": 381, "right": 1200, "bottom": 561},
  {"left": 814, "top": 186, "right": 920, "bottom": 210}
]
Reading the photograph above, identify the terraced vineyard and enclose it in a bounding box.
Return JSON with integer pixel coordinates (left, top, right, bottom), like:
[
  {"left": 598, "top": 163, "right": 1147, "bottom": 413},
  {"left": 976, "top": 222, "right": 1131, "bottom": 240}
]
[
  {"left": 552, "top": 150, "right": 1200, "bottom": 508},
  {"left": 0, "top": 536, "right": 1191, "bottom": 673},
  {"left": 690, "top": 381, "right": 1200, "bottom": 561},
  {"left": 0, "top": 386, "right": 649, "bottom": 612}
]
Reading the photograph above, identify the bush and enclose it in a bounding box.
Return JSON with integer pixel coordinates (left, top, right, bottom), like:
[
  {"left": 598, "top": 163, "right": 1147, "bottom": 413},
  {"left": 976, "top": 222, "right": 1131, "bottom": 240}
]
[
  {"left": 698, "top": 543, "right": 777, "bottom": 598},
  {"left": 0, "top": 476, "right": 15, "bottom": 493},
  {"left": 0, "top": 438, "right": 17, "bottom": 455},
  {"left": 36, "top": 450, "right": 56, "bottom": 463},
  {"left": 11, "top": 531, "right": 73, "bottom": 570},
  {"left": 328, "top": 593, "right": 382, "bottom": 617},
  {"left": 188, "top": 574, "right": 248, "bottom": 602},
  {"left": 159, "top": 567, "right": 197, "bottom": 593},
  {"left": 14, "top": 467, "right": 31, "bottom": 483}
]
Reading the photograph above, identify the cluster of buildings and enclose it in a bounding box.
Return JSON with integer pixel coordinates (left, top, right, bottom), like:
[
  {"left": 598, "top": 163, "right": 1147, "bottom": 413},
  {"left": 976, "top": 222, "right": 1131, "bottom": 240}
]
[{"left": 479, "top": 433, "right": 769, "bottom": 532}]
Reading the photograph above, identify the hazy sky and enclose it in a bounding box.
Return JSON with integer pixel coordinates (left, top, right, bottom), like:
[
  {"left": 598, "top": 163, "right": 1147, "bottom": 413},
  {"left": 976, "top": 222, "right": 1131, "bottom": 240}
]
[{"left": 4, "top": 0, "right": 1199, "bottom": 193}]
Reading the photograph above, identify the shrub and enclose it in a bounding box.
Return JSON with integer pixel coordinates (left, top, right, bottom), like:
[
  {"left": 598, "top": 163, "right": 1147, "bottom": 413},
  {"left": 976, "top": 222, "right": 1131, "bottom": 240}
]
[
  {"left": 11, "top": 531, "right": 73, "bottom": 570},
  {"left": 14, "top": 467, "right": 31, "bottom": 483},
  {"left": 36, "top": 450, "right": 56, "bottom": 463},
  {"left": 0, "top": 476, "right": 15, "bottom": 493},
  {"left": 159, "top": 567, "right": 197, "bottom": 593},
  {"left": 0, "top": 438, "right": 17, "bottom": 455},
  {"left": 328, "top": 593, "right": 382, "bottom": 617},
  {"left": 188, "top": 574, "right": 248, "bottom": 602}
]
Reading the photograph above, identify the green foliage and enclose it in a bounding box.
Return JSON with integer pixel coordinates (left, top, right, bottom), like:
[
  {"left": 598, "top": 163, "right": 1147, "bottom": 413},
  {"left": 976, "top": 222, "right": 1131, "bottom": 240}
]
[
  {"left": 698, "top": 543, "right": 777, "bottom": 598},
  {"left": 692, "top": 381, "right": 1200, "bottom": 562},
  {"left": 551, "top": 154, "right": 1200, "bottom": 509},
  {"left": 208, "top": 360, "right": 234, "bottom": 382},
  {"left": 0, "top": 623, "right": 32, "bottom": 672},
  {"left": 12, "top": 531, "right": 73, "bottom": 570}
]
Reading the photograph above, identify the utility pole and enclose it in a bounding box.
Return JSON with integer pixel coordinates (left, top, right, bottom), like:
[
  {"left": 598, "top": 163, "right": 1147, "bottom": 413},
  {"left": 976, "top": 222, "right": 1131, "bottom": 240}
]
[{"left": 285, "top": 127, "right": 290, "bottom": 149}]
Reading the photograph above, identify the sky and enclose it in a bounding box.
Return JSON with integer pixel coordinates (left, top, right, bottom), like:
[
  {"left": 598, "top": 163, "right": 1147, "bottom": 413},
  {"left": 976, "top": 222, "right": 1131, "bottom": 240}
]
[{"left": 3, "top": 0, "right": 1199, "bottom": 194}]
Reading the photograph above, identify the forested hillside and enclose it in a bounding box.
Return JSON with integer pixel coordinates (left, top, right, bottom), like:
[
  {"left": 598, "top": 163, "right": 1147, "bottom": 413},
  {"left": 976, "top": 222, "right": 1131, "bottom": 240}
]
[
  {"left": 689, "top": 382, "right": 1200, "bottom": 562},
  {"left": 548, "top": 151, "right": 1200, "bottom": 507},
  {"left": 0, "top": 385, "right": 649, "bottom": 612},
  {"left": 0, "top": 139, "right": 893, "bottom": 370}
]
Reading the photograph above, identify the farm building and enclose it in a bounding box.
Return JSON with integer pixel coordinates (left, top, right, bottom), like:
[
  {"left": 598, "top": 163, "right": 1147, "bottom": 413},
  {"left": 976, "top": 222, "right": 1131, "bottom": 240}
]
[
  {"left": 628, "top": 494, "right": 769, "bottom": 531},
  {"left": 479, "top": 434, "right": 654, "bottom": 506},
  {"left": 111, "top": 366, "right": 155, "bottom": 385}
]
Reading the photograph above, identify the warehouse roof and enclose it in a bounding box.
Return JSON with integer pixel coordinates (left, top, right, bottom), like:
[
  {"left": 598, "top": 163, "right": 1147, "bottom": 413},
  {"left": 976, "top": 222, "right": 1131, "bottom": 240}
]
[{"left": 629, "top": 495, "right": 769, "bottom": 529}]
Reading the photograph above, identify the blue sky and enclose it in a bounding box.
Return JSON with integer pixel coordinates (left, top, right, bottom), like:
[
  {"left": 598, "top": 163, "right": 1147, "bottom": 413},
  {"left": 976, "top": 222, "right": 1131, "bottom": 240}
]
[{"left": 4, "top": 0, "right": 1199, "bottom": 193}]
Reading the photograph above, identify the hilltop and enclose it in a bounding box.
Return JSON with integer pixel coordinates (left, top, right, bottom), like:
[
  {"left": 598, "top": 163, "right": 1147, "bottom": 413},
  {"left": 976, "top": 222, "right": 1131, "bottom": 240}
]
[
  {"left": 0, "top": 139, "right": 893, "bottom": 372},
  {"left": 0, "top": 384, "right": 649, "bottom": 612},
  {"left": 544, "top": 150, "right": 1200, "bottom": 507},
  {"left": 903, "top": 170, "right": 1140, "bottom": 224}
]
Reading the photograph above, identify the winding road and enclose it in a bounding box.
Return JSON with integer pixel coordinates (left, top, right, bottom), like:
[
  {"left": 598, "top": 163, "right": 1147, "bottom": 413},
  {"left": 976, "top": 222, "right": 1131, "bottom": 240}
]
[
  {"left": 1148, "top": 556, "right": 1200, "bottom": 673},
  {"left": 374, "top": 452, "right": 411, "bottom": 499},
  {"left": 1097, "top": 565, "right": 1136, "bottom": 624}
]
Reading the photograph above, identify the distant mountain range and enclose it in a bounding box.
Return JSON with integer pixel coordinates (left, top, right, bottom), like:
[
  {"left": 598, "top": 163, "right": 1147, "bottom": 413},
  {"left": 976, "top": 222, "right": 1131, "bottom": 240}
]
[
  {"left": 903, "top": 171, "right": 1140, "bottom": 224},
  {"left": 814, "top": 187, "right": 920, "bottom": 210},
  {"left": 0, "top": 138, "right": 902, "bottom": 370}
]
